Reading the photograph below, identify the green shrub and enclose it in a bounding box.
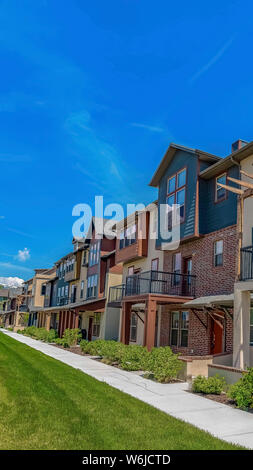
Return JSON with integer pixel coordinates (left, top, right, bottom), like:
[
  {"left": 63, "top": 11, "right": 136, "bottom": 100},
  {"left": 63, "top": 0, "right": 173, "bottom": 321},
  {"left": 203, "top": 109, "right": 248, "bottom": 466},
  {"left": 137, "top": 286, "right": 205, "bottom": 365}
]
[
  {"left": 192, "top": 375, "right": 225, "bottom": 395},
  {"left": 56, "top": 328, "right": 81, "bottom": 348},
  {"left": 120, "top": 344, "right": 149, "bottom": 371},
  {"left": 228, "top": 368, "right": 253, "bottom": 410},
  {"left": 21, "top": 326, "right": 58, "bottom": 343},
  {"left": 143, "top": 346, "right": 182, "bottom": 383}
]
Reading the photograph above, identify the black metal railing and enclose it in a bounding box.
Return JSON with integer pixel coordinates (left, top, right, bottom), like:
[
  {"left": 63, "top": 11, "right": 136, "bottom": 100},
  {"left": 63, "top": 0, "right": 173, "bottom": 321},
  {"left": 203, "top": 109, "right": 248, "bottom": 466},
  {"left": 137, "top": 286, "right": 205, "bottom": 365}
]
[
  {"left": 125, "top": 270, "right": 196, "bottom": 298},
  {"left": 108, "top": 284, "right": 126, "bottom": 304},
  {"left": 56, "top": 296, "right": 69, "bottom": 306},
  {"left": 241, "top": 246, "right": 253, "bottom": 281}
]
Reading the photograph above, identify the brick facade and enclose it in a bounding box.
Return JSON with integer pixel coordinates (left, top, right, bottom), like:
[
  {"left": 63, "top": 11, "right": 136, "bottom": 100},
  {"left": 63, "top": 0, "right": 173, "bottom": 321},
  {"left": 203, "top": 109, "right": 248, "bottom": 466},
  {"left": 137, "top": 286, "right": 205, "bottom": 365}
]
[
  {"left": 159, "top": 225, "right": 236, "bottom": 356},
  {"left": 160, "top": 307, "right": 233, "bottom": 356},
  {"left": 163, "top": 225, "right": 237, "bottom": 297}
]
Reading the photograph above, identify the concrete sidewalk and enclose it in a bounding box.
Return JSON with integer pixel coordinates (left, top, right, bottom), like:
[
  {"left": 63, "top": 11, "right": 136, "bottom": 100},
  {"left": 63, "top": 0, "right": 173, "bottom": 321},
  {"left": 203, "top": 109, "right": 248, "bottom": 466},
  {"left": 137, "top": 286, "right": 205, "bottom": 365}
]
[{"left": 2, "top": 329, "right": 253, "bottom": 449}]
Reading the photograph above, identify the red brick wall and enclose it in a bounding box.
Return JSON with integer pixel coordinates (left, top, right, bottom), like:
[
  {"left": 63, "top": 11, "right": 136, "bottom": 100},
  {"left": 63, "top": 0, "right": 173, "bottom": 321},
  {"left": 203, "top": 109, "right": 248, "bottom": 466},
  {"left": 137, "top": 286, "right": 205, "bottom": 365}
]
[
  {"left": 160, "top": 308, "right": 233, "bottom": 356},
  {"left": 163, "top": 225, "right": 237, "bottom": 297},
  {"left": 160, "top": 225, "right": 236, "bottom": 356}
]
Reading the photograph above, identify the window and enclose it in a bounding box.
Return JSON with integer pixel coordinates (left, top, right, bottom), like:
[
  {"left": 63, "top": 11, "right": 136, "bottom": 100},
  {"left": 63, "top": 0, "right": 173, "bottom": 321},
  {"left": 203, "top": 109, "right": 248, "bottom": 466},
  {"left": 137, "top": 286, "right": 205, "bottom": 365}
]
[
  {"left": 172, "top": 252, "right": 181, "bottom": 285},
  {"left": 167, "top": 168, "right": 186, "bottom": 228},
  {"left": 170, "top": 311, "right": 189, "bottom": 347},
  {"left": 151, "top": 258, "right": 159, "bottom": 271},
  {"left": 89, "top": 242, "right": 100, "bottom": 266},
  {"left": 80, "top": 280, "right": 84, "bottom": 299},
  {"left": 61, "top": 286, "right": 64, "bottom": 297},
  {"left": 119, "top": 224, "right": 137, "bottom": 249},
  {"left": 180, "top": 311, "right": 189, "bottom": 347},
  {"left": 250, "top": 309, "right": 253, "bottom": 346},
  {"left": 171, "top": 312, "right": 179, "bottom": 346},
  {"left": 130, "top": 313, "right": 138, "bottom": 342},
  {"left": 87, "top": 274, "right": 98, "bottom": 298},
  {"left": 128, "top": 266, "right": 134, "bottom": 276},
  {"left": 93, "top": 313, "right": 100, "bottom": 337},
  {"left": 65, "top": 285, "right": 69, "bottom": 298},
  {"left": 215, "top": 173, "right": 227, "bottom": 202},
  {"left": 214, "top": 240, "right": 223, "bottom": 267},
  {"left": 41, "top": 284, "right": 46, "bottom": 296}
]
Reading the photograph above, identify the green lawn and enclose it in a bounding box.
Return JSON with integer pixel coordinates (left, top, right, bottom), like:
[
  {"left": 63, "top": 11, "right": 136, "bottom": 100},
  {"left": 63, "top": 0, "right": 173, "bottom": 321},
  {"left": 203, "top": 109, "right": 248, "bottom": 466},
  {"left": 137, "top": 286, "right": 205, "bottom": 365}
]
[{"left": 0, "top": 332, "right": 241, "bottom": 450}]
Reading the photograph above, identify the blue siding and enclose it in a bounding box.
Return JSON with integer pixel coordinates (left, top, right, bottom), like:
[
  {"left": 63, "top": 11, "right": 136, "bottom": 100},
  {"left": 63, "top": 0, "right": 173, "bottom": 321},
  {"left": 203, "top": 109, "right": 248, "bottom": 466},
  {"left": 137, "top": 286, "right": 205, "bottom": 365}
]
[
  {"left": 156, "top": 150, "right": 198, "bottom": 247},
  {"left": 199, "top": 165, "right": 239, "bottom": 234}
]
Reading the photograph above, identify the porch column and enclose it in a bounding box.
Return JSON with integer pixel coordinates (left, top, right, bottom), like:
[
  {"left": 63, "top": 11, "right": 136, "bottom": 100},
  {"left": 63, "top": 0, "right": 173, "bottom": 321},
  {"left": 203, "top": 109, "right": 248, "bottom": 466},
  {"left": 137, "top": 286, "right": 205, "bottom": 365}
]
[
  {"left": 74, "top": 312, "right": 79, "bottom": 329},
  {"left": 45, "top": 313, "right": 51, "bottom": 331},
  {"left": 120, "top": 302, "right": 131, "bottom": 345},
  {"left": 59, "top": 311, "right": 63, "bottom": 337},
  {"left": 233, "top": 288, "right": 251, "bottom": 369},
  {"left": 144, "top": 298, "right": 157, "bottom": 351}
]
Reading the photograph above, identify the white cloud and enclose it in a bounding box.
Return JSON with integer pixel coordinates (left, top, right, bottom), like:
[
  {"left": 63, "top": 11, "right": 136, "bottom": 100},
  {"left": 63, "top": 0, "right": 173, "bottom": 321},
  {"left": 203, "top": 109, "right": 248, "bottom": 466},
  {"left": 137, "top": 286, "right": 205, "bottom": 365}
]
[
  {"left": 189, "top": 36, "right": 234, "bottom": 83},
  {"left": 0, "top": 215, "right": 5, "bottom": 219},
  {"left": 0, "top": 276, "right": 24, "bottom": 288},
  {"left": 130, "top": 122, "right": 166, "bottom": 133},
  {"left": 16, "top": 248, "right": 30, "bottom": 262}
]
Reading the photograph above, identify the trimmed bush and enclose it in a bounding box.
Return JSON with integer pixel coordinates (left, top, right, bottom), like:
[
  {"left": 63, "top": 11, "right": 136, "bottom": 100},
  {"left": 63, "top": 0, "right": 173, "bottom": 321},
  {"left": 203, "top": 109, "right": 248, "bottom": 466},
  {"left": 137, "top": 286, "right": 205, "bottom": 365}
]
[
  {"left": 55, "top": 328, "right": 81, "bottom": 348},
  {"left": 143, "top": 346, "right": 182, "bottom": 383},
  {"left": 192, "top": 375, "right": 225, "bottom": 395},
  {"left": 21, "top": 326, "right": 58, "bottom": 343},
  {"left": 120, "top": 345, "right": 149, "bottom": 371},
  {"left": 228, "top": 368, "right": 253, "bottom": 410}
]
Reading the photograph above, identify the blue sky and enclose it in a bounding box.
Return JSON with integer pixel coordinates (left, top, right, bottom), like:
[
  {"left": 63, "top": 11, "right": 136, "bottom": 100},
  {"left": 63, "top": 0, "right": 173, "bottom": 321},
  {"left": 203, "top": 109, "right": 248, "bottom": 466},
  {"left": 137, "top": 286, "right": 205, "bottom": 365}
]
[{"left": 0, "top": 0, "right": 252, "bottom": 280}]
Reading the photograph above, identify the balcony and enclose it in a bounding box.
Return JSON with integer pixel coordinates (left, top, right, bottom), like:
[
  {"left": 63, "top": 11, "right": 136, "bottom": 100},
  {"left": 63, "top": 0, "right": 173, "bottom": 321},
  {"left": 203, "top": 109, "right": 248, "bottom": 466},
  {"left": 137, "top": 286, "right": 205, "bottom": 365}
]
[
  {"left": 57, "top": 297, "right": 69, "bottom": 306},
  {"left": 125, "top": 270, "right": 196, "bottom": 298},
  {"left": 64, "top": 265, "right": 76, "bottom": 282},
  {"left": 241, "top": 246, "right": 253, "bottom": 281},
  {"left": 108, "top": 284, "right": 126, "bottom": 306}
]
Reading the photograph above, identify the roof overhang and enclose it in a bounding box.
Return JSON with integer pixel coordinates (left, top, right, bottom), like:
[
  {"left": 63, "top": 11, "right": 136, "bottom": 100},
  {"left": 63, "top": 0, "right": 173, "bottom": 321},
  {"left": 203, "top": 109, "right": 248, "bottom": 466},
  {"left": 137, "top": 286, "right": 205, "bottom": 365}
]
[
  {"left": 200, "top": 141, "right": 253, "bottom": 180},
  {"left": 149, "top": 143, "right": 220, "bottom": 187}
]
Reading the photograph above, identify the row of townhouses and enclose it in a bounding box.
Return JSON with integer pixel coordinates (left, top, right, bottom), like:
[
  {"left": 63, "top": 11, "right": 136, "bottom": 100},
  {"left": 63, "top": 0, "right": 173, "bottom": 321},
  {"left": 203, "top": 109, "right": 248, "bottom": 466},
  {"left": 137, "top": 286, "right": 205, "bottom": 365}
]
[{"left": 1, "top": 138, "right": 253, "bottom": 378}]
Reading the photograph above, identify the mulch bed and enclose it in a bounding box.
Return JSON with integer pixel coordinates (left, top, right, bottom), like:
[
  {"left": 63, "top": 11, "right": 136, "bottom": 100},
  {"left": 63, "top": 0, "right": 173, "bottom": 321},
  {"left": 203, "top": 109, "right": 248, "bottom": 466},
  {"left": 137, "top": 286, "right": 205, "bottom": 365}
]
[{"left": 52, "top": 344, "right": 86, "bottom": 356}]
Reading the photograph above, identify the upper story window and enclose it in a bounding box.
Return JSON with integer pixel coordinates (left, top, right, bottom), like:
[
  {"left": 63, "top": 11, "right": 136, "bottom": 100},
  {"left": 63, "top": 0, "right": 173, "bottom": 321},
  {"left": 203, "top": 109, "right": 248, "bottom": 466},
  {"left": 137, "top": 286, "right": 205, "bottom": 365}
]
[
  {"left": 119, "top": 224, "right": 137, "bottom": 250},
  {"left": 80, "top": 280, "right": 84, "bottom": 299},
  {"left": 89, "top": 241, "right": 100, "bottom": 266},
  {"left": 41, "top": 284, "right": 46, "bottom": 296},
  {"left": 167, "top": 168, "right": 186, "bottom": 227},
  {"left": 215, "top": 173, "right": 227, "bottom": 202},
  {"left": 87, "top": 274, "right": 98, "bottom": 298},
  {"left": 214, "top": 240, "right": 223, "bottom": 267},
  {"left": 250, "top": 309, "right": 253, "bottom": 346}
]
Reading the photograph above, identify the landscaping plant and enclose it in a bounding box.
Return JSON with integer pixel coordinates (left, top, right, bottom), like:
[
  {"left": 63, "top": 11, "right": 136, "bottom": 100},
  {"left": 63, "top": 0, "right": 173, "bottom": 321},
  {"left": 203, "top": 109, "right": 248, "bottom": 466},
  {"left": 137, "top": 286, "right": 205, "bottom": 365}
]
[
  {"left": 143, "top": 346, "right": 182, "bottom": 383},
  {"left": 55, "top": 328, "right": 81, "bottom": 348},
  {"left": 119, "top": 344, "right": 149, "bottom": 371},
  {"left": 228, "top": 368, "right": 253, "bottom": 410},
  {"left": 192, "top": 375, "right": 226, "bottom": 395}
]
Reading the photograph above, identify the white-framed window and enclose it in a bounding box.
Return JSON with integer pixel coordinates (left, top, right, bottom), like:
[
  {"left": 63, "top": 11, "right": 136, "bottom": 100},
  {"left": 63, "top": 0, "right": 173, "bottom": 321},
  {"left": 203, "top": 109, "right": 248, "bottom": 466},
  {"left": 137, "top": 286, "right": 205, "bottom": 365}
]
[
  {"left": 167, "top": 168, "right": 186, "bottom": 228},
  {"left": 119, "top": 224, "right": 136, "bottom": 249},
  {"left": 65, "top": 285, "right": 69, "bottom": 298},
  {"left": 130, "top": 313, "right": 138, "bottom": 342},
  {"left": 170, "top": 311, "right": 189, "bottom": 347},
  {"left": 87, "top": 274, "right": 98, "bottom": 298},
  {"left": 93, "top": 313, "right": 101, "bottom": 337},
  {"left": 80, "top": 280, "right": 84, "bottom": 299},
  {"left": 214, "top": 240, "right": 223, "bottom": 267},
  {"left": 215, "top": 173, "right": 227, "bottom": 202}
]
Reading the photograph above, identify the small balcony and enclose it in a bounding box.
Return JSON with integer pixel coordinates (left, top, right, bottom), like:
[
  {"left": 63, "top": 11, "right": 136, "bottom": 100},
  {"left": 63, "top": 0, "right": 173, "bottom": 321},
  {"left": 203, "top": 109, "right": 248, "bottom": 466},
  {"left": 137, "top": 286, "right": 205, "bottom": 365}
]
[
  {"left": 241, "top": 246, "right": 253, "bottom": 281},
  {"left": 108, "top": 284, "right": 126, "bottom": 306},
  {"left": 57, "top": 296, "right": 69, "bottom": 306},
  {"left": 125, "top": 270, "right": 196, "bottom": 298}
]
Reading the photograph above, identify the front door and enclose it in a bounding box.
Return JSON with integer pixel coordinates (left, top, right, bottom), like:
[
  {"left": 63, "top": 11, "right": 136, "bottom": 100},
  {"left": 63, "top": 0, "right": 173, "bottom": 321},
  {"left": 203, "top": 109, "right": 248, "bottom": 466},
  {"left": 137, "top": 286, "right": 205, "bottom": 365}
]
[
  {"left": 210, "top": 318, "right": 223, "bottom": 354},
  {"left": 88, "top": 317, "right": 93, "bottom": 341}
]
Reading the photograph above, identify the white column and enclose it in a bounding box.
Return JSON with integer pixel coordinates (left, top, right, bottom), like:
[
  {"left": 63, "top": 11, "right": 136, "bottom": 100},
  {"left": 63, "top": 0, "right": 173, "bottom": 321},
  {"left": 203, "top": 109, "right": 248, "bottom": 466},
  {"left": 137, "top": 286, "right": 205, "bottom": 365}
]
[{"left": 233, "top": 288, "right": 251, "bottom": 369}]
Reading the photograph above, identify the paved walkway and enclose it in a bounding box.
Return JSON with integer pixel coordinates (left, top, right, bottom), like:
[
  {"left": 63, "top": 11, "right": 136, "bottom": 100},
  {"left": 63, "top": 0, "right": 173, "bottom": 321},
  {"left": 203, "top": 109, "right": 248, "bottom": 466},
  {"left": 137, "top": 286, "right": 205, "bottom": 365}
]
[{"left": 2, "top": 329, "right": 253, "bottom": 449}]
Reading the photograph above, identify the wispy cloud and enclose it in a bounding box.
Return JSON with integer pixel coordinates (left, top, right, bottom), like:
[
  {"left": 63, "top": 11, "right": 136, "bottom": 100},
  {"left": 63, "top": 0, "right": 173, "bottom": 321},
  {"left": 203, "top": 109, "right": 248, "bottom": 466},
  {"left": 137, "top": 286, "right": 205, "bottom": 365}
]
[
  {"left": 6, "top": 227, "right": 35, "bottom": 238},
  {"left": 16, "top": 248, "right": 30, "bottom": 262},
  {"left": 0, "top": 216, "right": 5, "bottom": 219},
  {"left": 130, "top": 122, "right": 166, "bottom": 133},
  {"left": 189, "top": 36, "right": 234, "bottom": 83},
  {"left": 0, "top": 262, "right": 33, "bottom": 273}
]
